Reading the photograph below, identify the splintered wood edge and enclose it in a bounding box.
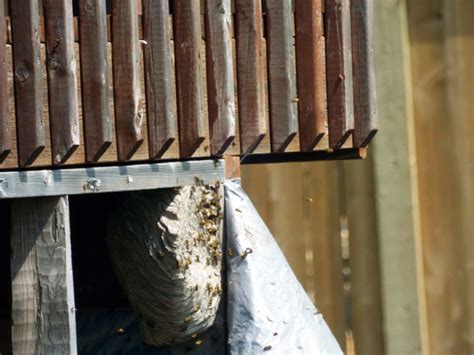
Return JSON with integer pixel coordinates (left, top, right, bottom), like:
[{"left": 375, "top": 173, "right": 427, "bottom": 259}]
[{"left": 0, "top": 159, "right": 226, "bottom": 199}]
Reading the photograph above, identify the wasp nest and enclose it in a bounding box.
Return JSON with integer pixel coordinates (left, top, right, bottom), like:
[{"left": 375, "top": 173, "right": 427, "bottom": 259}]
[{"left": 106, "top": 178, "right": 223, "bottom": 346}]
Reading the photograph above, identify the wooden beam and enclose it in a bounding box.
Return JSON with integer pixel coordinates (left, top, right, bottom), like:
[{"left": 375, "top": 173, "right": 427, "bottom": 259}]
[
  {"left": 173, "top": 0, "right": 206, "bottom": 158},
  {"left": 295, "top": 0, "right": 327, "bottom": 151},
  {"left": 205, "top": 0, "right": 236, "bottom": 156},
  {"left": 11, "top": 196, "right": 77, "bottom": 354},
  {"left": 0, "top": 3, "right": 11, "bottom": 163},
  {"left": 142, "top": 0, "right": 176, "bottom": 160},
  {"left": 325, "top": 0, "right": 354, "bottom": 149},
  {"left": 235, "top": 0, "right": 267, "bottom": 154},
  {"left": 78, "top": 0, "right": 112, "bottom": 163},
  {"left": 112, "top": 0, "right": 144, "bottom": 161},
  {"left": 265, "top": 0, "right": 298, "bottom": 152},
  {"left": 9, "top": 0, "right": 45, "bottom": 167},
  {"left": 43, "top": 0, "right": 80, "bottom": 165},
  {"left": 0, "top": 159, "right": 226, "bottom": 199},
  {"left": 372, "top": 1, "right": 425, "bottom": 353}
]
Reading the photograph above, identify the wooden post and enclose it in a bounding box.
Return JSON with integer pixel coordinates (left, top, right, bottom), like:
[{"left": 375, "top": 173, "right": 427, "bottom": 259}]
[
  {"left": 10, "top": 196, "right": 77, "bottom": 355},
  {"left": 372, "top": 1, "right": 425, "bottom": 353}
]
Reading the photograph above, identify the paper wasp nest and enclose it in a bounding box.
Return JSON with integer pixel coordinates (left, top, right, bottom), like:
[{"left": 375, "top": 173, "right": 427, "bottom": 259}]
[{"left": 107, "top": 179, "right": 223, "bottom": 346}]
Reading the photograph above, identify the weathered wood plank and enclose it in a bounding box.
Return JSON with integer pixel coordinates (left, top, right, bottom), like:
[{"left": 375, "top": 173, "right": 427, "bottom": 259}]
[
  {"left": 0, "top": 4, "right": 11, "bottom": 162},
  {"left": 265, "top": 0, "right": 298, "bottom": 152},
  {"left": 295, "top": 0, "right": 328, "bottom": 151},
  {"left": 235, "top": 0, "right": 267, "bottom": 154},
  {"left": 205, "top": 0, "right": 236, "bottom": 156},
  {"left": 351, "top": 0, "right": 377, "bottom": 147},
  {"left": 78, "top": 0, "right": 112, "bottom": 162},
  {"left": 112, "top": 0, "right": 144, "bottom": 161},
  {"left": 0, "top": 159, "right": 226, "bottom": 199},
  {"left": 173, "top": 0, "right": 206, "bottom": 158},
  {"left": 10, "top": 0, "right": 45, "bottom": 167},
  {"left": 325, "top": 0, "right": 354, "bottom": 148},
  {"left": 43, "top": 0, "right": 80, "bottom": 165},
  {"left": 11, "top": 196, "right": 77, "bottom": 354},
  {"left": 142, "top": 0, "right": 176, "bottom": 160}
]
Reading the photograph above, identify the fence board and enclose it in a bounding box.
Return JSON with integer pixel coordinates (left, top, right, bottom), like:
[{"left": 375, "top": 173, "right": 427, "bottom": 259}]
[
  {"left": 43, "top": 0, "right": 80, "bottom": 165},
  {"left": 235, "top": 0, "right": 267, "bottom": 154},
  {"left": 173, "top": 0, "right": 206, "bottom": 158},
  {"left": 10, "top": 0, "right": 45, "bottom": 167},
  {"left": 79, "top": 0, "right": 112, "bottom": 162},
  {"left": 351, "top": 0, "right": 377, "bottom": 147},
  {"left": 265, "top": 0, "right": 298, "bottom": 152},
  {"left": 142, "top": 0, "right": 176, "bottom": 160},
  {"left": 205, "top": 0, "right": 236, "bottom": 156},
  {"left": 112, "top": 0, "right": 144, "bottom": 161},
  {"left": 408, "top": 0, "right": 474, "bottom": 353},
  {"left": 325, "top": 0, "right": 354, "bottom": 149},
  {"left": 0, "top": 4, "right": 10, "bottom": 162},
  {"left": 344, "top": 157, "right": 384, "bottom": 355},
  {"left": 295, "top": 0, "right": 327, "bottom": 151}
]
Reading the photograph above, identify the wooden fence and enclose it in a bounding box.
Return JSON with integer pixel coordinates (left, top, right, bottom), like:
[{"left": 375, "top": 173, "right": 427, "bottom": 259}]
[
  {"left": 0, "top": 0, "right": 375, "bottom": 170},
  {"left": 243, "top": 0, "right": 473, "bottom": 354}
]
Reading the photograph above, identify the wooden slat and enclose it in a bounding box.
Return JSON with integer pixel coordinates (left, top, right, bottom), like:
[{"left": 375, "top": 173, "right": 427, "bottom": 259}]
[
  {"left": 0, "top": 4, "right": 11, "bottom": 162},
  {"left": 205, "top": 0, "right": 236, "bottom": 156},
  {"left": 0, "top": 160, "right": 226, "bottom": 199},
  {"left": 325, "top": 0, "right": 354, "bottom": 149},
  {"left": 173, "top": 0, "right": 206, "bottom": 158},
  {"left": 78, "top": 0, "right": 112, "bottom": 162},
  {"left": 11, "top": 196, "right": 77, "bottom": 354},
  {"left": 265, "top": 0, "right": 298, "bottom": 152},
  {"left": 10, "top": 0, "right": 45, "bottom": 167},
  {"left": 235, "top": 0, "right": 267, "bottom": 154},
  {"left": 43, "top": 0, "right": 80, "bottom": 165},
  {"left": 351, "top": 0, "right": 378, "bottom": 147},
  {"left": 112, "top": 0, "right": 144, "bottom": 161},
  {"left": 295, "top": 0, "right": 327, "bottom": 151},
  {"left": 142, "top": 0, "right": 176, "bottom": 160}
]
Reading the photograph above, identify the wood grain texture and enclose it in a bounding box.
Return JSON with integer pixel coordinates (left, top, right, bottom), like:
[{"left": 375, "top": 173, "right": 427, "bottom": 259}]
[
  {"left": 173, "top": 0, "right": 206, "bottom": 158},
  {"left": 112, "top": 0, "right": 144, "bottom": 161},
  {"left": 295, "top": 0, "right": 328, "bottom": 151},
  {"left": 325, "top": 0, "right": 354, "bottom": 148},
  {"left": 205, "top": 0, "right": 236, "bottom": 156},
  {"left": 0, "top": 159, "right": 226, "bottom": 199},
  {"left": 351, "top": 0, "right": 377, "bottom": 147},
  {"left": 235, "top": 0, "right": 267, "bottom": 154},
  {"left": 0, "top": 4, "right": 11, "bottom": 162},
  {"left": 265, "top": 0, "right": 298, "bottom": 152},
  {"left": 11, "top": 196, "right": 77, "bottom": 354},
  {"left": 79, "top": 0, "right": 112, "bottom": 162},
  {"left": 10, "top": 0, "right": 45, "bottom": 167},
  {"left": 43, "top": 0, "right": 80, "bottom": 165},
  {"left": 142, "top": 0, "right": 176, "bottom": 159}
]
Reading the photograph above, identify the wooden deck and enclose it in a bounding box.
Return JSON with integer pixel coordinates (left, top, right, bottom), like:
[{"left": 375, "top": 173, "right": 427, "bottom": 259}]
[{"left": 0, "top": 0, "right": 376, "bottom": 170}]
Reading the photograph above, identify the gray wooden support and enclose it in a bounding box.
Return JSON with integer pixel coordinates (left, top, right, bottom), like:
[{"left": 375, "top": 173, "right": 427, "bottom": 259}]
[{"left": 10, "top": 196, "right": 77, "bottom": 355}]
